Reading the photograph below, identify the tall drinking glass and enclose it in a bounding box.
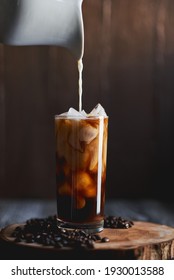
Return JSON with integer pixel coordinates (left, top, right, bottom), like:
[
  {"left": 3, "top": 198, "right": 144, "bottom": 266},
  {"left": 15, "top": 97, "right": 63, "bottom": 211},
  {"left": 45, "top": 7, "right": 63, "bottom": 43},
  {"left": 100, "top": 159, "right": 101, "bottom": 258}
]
[{"left": 55, "top": 114, "right": 108, "bottom": 233}]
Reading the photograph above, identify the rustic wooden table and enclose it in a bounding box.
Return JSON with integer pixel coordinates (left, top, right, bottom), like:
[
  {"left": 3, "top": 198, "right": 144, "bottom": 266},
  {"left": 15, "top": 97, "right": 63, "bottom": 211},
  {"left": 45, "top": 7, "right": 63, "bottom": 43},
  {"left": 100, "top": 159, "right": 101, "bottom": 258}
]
[{"left": 0, "top": 199, "right": 174, "bottom": 260}]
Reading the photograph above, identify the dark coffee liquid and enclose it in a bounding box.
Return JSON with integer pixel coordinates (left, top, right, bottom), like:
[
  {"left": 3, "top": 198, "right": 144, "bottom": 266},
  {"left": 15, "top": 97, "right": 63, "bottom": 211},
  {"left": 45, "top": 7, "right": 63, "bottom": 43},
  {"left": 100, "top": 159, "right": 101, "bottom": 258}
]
[{"left": 55, "top": 117, "right": 108, "bottom": 225}]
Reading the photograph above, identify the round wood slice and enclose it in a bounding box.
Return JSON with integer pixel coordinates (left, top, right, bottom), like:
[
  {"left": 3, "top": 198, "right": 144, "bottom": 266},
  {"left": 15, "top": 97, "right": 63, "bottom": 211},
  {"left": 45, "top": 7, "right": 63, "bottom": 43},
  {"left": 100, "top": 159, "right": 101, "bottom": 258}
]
[{"left": 1, "top": 221, "right": 174, "bottom": 259}]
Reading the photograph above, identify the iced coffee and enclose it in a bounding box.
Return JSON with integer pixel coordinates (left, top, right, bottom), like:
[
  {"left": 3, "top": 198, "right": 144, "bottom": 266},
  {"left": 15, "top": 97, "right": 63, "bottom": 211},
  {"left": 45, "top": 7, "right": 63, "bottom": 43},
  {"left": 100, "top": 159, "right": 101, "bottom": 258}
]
[{"left": 55, "top": 104, "right": 108, "bottom": 233}]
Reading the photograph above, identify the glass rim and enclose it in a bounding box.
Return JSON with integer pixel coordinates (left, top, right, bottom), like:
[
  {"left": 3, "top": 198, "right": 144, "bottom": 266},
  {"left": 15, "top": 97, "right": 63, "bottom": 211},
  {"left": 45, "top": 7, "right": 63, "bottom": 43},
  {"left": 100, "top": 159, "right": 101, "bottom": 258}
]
[{"left": 54, "top": 115, "right": 108, "bottom": 120}]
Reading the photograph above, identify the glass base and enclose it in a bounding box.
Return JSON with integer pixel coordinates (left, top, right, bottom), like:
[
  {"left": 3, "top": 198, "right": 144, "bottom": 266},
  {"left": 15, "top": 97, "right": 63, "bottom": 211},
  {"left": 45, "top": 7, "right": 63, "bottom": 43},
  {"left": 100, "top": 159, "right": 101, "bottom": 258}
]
[{"left": 57, "top": 219, "right": 104, "bottom": 234}]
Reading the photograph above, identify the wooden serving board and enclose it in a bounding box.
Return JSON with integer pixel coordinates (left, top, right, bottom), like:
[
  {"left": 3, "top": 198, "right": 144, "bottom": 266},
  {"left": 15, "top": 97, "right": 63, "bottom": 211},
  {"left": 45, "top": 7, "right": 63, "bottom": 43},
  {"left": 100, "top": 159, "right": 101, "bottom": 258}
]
[{"left": 1, "top": 221, "right": 174, "bottom": 260}]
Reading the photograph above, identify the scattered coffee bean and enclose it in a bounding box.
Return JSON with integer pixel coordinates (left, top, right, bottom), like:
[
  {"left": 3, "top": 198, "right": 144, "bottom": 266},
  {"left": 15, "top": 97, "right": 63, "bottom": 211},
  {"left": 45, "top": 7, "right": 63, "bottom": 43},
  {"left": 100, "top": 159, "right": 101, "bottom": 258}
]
[
  {"left": 87, "top": 240, "right": 95, "bottom": 248},
  {"left": 55, "top": 242, "right": 63, "bottom": 248},
  {"left": 14, "top": 237, "right": 22, "bottom": 243},
  {"left": 101, "top": 237, "right": 110, "bottom": 243},
  {"left": 11, "top": 214, "right": 134, "bottom": 249}
]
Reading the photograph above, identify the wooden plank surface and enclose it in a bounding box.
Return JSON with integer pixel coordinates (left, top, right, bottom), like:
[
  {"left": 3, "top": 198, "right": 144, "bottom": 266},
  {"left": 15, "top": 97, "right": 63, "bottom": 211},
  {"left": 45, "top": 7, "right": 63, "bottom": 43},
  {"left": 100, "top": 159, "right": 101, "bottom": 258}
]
[{"left": 1, "top": 221, "right": 174, "bottom": 260}]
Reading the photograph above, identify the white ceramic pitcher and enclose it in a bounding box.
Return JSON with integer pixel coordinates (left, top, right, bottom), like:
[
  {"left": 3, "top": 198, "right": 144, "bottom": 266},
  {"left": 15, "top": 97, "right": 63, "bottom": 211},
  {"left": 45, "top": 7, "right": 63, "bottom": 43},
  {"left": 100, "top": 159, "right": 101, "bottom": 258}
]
[{"left": 0, "top": 0, "right": 84, "bottom": 60}]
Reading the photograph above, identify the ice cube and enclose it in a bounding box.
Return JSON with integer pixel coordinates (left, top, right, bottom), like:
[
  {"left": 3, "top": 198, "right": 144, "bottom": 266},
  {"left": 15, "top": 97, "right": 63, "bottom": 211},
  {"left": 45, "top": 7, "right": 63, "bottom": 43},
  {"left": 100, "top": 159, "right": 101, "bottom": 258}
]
[
  {"left": 79, "top": 124, "right": 98, "bottom": 144},
  {"left": 87, "top": 138, "right": 98, "bottom": 171},
  {"left": 75, "top": 196, "right": 86, "bottom": 209},
  {"left": 68, "top": 107, "right": 84, "bottom": 117},
  {"left": 58, "top": 108, "right": 85, "bottom": 118},
  {"left": 75, "top": 171, "right": 96, "bottom": 198},
  {"left": 89, "top": 103, "right": 107, "bottom": 117},
  {"left": 76, "top": 171, "right": 93, "bottom": 190}
]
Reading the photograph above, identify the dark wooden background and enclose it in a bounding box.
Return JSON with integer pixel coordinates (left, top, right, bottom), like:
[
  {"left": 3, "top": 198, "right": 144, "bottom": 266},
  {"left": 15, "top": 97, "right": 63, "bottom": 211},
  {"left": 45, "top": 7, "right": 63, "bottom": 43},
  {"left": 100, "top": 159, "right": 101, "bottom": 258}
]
[{"left": 0, "top": 0, "right": 174, "bottom": 201}]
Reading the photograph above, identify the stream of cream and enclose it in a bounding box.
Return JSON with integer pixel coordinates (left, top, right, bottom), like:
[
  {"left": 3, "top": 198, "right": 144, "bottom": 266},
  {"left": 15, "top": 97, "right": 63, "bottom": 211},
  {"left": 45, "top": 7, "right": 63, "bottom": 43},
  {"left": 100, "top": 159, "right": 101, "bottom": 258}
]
[{"left": 78, "top": 59, "right": 83, "bottom": 112}]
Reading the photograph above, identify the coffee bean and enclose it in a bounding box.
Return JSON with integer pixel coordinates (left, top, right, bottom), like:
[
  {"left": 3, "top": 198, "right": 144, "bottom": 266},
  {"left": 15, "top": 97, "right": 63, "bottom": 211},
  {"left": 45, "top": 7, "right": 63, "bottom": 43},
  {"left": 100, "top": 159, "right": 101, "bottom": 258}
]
[
  {"left": 55, "top": 242, "right": 63, "bottom": 248},
  {"left": 62, "top": 240, "right": 69, "bottom": 246},
  {"left": 11, "top": 231, "right": 18, "bottom": 238},
  {"left": 15, "top": 237, "right": 22, "bottom": 243},
  {"left": 91, "top": 235, "right": 97, "bottom": 241},
  {"left": 54, "top": 236, "right": 62, "bottom": 242},
  {"left": 101, "top": 237, "right": 110, "bottom": 243},
  {"left": 94, "top": 234, "right": 102, "bottom": 241},
  {"left": 87, "top": 240, "right": 95, "bottom": 248},
  {"left": 79, "top": 230, "right": 87, "bottom": 237}
]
